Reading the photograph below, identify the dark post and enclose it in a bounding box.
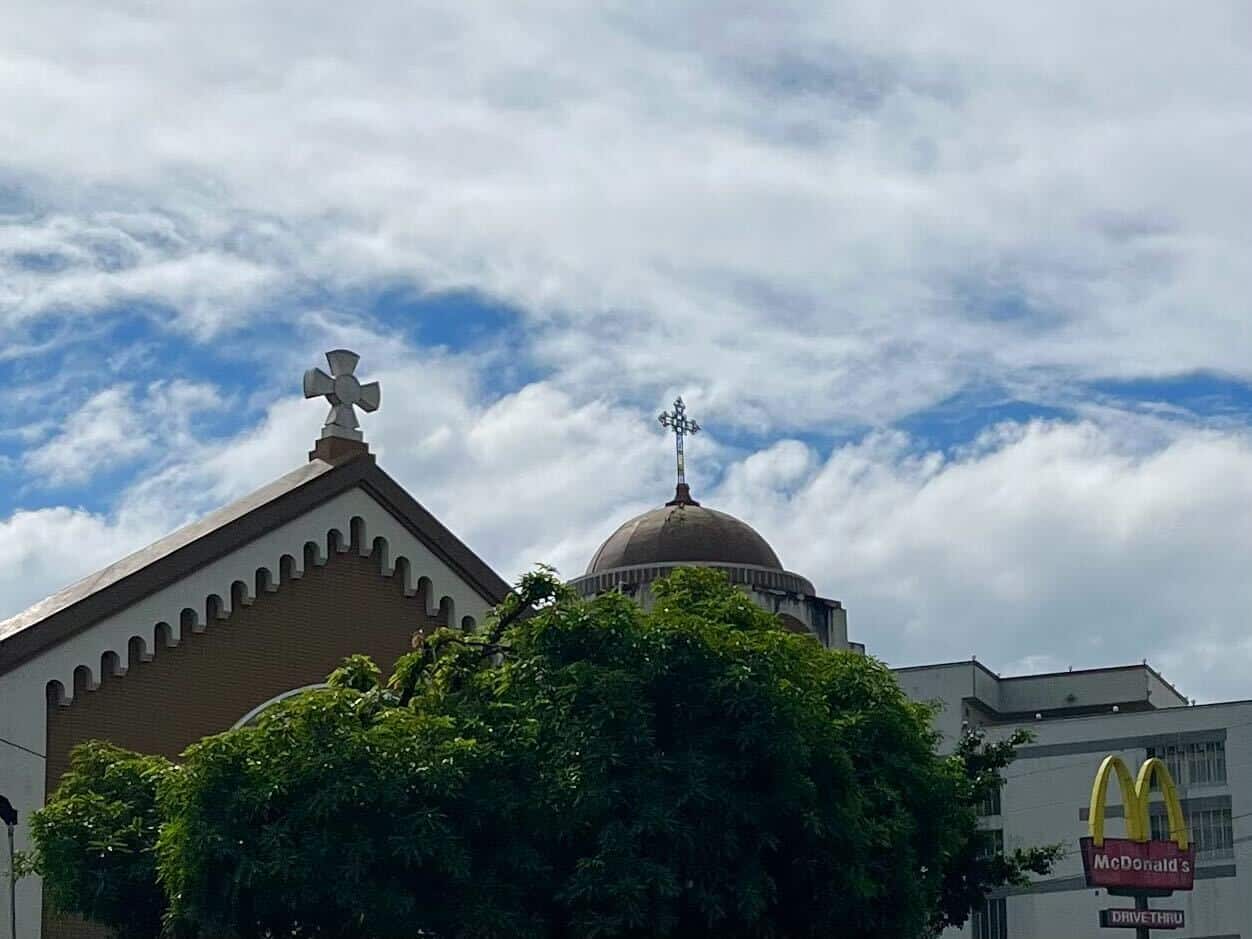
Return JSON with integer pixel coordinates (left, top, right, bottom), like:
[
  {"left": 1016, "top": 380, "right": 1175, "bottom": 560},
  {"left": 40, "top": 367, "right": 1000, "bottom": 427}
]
[
  {"left": 1134, "top": 893, "right": 1150, "bottom": 939},
  {"left": 3, "top": 825, "right": 10, "bottom": 939},
  {"left": 0, "top": 794, "right": 16, "bottom": 939}
]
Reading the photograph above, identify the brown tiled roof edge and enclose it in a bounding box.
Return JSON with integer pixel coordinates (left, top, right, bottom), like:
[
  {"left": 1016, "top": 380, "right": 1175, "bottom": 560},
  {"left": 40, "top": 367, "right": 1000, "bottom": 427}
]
[{"left": 0, "top": 454, "right": 509, "bottom": 676}]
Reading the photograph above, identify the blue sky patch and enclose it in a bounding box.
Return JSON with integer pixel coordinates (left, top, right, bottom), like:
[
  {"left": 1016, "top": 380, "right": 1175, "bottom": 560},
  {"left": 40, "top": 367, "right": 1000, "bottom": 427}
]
[
  {"left": 895, "top": 386, "right": 1073, "bottom": 451},
  {"left": 371, "top": 286, "right": 521, "bottom": 350},
  {"left": 1089, "top": 372, "right": 1252, "bottom": 424}
]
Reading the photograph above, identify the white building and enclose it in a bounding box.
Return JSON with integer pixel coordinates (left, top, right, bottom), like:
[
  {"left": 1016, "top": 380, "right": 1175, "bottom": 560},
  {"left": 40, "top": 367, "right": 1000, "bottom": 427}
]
[{"left": 898, "top": 660, "right": 1249, "bottom": 939}]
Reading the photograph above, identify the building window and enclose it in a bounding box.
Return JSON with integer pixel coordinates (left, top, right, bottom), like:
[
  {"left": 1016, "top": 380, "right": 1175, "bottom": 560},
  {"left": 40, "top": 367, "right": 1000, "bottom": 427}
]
[
  {"left": 1191, "top": 808, "right": 1234, "bottom": 856},
  {"left": 1146, "top": 743, "right": 1185, "bottom": 783},
  {"left": 1150, "top": 807, "right": 1233, "bottom": 857},
  {"left": 1194, "top": 741, "right": 1226, "bottom": 784},
  {"left": 1146, "top": 740, "right": 1226, "bottom": 785},
  {"left": 977, "top": 828, "right": 1005, "bottom": 860},
  {"left": 972, "top": 897, "right": 1007, "bottom": 939},
  {"left": 978, "top": 786, "right": 1002, "bottom": 817}
]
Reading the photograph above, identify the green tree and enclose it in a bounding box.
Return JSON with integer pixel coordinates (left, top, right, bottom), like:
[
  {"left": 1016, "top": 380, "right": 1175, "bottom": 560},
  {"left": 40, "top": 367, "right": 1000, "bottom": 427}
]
[
  {"left": 930, "top": 728, "right": 1060, "bottom": 935},
  {"left": 29, "top": 567, "right": 1055, "bottom": 938},
  {"left": 27, "top": 743, "right": 173, "bottom": 939}
]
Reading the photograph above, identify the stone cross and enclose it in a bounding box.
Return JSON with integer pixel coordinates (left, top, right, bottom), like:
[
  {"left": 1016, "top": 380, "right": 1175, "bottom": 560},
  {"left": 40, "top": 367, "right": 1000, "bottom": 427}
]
[
  {"left": 658, "top": 396, "right": 700, "bottom": 504},
  {"left": 303, "top": 349, "right": 380, "bottom": 441}
]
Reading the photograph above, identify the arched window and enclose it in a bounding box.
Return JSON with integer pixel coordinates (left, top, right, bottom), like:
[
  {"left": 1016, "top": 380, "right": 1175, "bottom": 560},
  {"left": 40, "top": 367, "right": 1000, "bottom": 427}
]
[{"left": 232, "top": 684, "right": 327, "bottom": 729}]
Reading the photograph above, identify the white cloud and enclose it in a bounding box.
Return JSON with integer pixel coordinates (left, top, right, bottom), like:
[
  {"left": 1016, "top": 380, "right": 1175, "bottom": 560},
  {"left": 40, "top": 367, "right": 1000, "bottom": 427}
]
[
  {"left": 0, "top": 2, "right": 1248, "bottom": 428},
  {"left": 1, "top": 2, "right": 1251, "bottom": 710},
  {"left": 104, "top": 337, "right": 677, "bottom": 583},
  {"left": 0, "top": 210, "right": 289, "bottom": 340},
  {"left": 711, "top": 421, "right": 1252, "bottom": 703},
  {"left": 24, "top": 380, "right": 221, "bottom": 486},
  {"left": 0, "top": 506, "right": 164, "bottom": 621},
  {"left": 24, "top": 387, "right": 150, "bottom": 485},
  {"left": 7, "top": 341, "right": 1252, "bottom": 705}
]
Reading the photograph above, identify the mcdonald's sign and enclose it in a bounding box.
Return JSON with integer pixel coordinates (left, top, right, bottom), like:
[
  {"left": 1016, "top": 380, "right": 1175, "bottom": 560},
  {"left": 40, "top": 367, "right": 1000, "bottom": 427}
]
[{"left": 1080, "top": 755, "right": 1196, "bottom": 894}]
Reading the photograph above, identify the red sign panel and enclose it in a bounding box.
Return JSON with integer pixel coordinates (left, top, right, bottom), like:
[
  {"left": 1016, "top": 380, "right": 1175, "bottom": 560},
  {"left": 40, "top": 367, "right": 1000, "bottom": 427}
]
[
  {"left": 1080, "top": 837, "right": 1196, "bottom": 892},
  {"left": 1100, "top": 908, "right": 1185, "bottom": 929}
]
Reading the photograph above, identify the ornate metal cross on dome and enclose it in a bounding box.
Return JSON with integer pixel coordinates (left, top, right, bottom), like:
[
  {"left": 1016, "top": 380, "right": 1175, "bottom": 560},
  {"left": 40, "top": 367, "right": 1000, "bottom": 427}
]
[
  {"left": 659, "top": 396, "right": 700, "bottom": 505},
  {"left": 303, "top": 349, "right": 380, "bottom": 441}
]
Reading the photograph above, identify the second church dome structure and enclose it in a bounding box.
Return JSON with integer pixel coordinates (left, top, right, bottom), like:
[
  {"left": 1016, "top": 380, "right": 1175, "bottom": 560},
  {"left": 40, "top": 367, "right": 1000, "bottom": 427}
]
[{"left": 568, "top": 398, "right": 859, "bottom": 652}]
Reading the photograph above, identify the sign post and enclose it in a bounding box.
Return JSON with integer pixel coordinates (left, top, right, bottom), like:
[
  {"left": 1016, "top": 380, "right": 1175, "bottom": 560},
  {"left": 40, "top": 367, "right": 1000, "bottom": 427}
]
[
  {"left": 1081, "top": 756, "right": 1194, "bottom": 938},
  {"left": 4, "top": 824, "right": 12, "bottom": 939},
  {"left": 0, "top": 795, "right": 16, "bottom": 939},
  {"left": 1136, "top": 893, "right": 1153, "bottom": 939}
]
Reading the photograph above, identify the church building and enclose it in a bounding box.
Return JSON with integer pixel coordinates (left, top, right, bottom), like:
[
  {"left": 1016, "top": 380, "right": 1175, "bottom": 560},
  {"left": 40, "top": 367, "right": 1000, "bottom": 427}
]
[{"left": 0, "top": 354, "right": 849, "bottom": 938}]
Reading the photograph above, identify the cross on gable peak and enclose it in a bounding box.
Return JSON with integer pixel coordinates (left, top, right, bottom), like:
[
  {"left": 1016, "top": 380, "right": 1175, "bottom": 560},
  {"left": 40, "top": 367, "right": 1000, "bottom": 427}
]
[{"left": 303, "top": 349, "right": 381, "bottom": 463}]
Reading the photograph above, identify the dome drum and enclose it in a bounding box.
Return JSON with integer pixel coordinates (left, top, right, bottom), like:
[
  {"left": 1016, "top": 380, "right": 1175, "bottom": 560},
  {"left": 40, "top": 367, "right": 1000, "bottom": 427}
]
[{"left": 569, "top": 561, "right": 815, "bottom": 600}]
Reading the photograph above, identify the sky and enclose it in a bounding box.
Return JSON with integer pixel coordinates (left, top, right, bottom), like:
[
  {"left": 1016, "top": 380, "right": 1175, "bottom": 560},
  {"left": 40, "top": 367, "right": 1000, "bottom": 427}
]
[{"left": 2, "top": 2, "right": 1251, "bottom": 701}]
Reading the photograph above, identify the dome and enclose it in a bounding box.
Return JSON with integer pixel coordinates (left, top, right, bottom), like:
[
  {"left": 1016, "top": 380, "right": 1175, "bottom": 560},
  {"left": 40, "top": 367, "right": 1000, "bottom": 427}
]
[
  {"left": 569, "top": 460, "right": 843, "bottom": 651},
  {"left": 586, "top": 489, "right": 783, "bottom": 575}
]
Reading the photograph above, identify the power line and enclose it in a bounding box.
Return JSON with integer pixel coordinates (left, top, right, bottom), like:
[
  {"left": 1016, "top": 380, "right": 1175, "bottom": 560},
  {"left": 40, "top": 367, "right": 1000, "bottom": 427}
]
[{"left": 0, "top": 735, "right": 45, "bottom": 760}]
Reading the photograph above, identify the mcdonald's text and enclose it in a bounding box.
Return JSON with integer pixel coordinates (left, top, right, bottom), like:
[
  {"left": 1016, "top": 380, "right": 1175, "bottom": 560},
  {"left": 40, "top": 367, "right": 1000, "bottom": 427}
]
[{"left": 1080, "top": 837, "right": 1196, "bottom": 891}]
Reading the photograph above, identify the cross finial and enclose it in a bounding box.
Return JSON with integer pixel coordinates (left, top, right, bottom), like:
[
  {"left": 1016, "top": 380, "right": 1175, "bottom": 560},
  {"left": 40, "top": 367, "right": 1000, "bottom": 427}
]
[
  {"left": 303, "top": 350, "right": 380, "bottom": 460},
  {"left": 658, "top": 396, "right": 700, "bottom": 505}
]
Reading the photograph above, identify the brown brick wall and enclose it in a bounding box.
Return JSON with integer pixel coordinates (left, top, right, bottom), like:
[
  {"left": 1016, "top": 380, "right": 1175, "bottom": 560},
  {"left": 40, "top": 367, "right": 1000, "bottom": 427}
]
[{"left": 43, "top": 545, "right": 448, "bottom": 938}]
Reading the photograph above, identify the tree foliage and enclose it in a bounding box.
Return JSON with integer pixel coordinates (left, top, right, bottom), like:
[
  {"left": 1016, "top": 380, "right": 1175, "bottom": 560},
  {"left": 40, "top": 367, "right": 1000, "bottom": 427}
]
[
  {"left": 930, "top": 729, "right": 1061, "bottom": 934},
  {"left": 28, "top": 743, "right": 173, "bottom": 939},
  {"left": 30, "top": 567, "right": 1055, "bottom": 938}
]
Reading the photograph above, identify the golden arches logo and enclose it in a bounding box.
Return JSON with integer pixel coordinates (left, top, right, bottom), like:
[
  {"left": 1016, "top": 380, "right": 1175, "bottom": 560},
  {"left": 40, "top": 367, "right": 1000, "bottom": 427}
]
[{"left": 1088, "top": 755, "right": 1189, "bottom": 850}]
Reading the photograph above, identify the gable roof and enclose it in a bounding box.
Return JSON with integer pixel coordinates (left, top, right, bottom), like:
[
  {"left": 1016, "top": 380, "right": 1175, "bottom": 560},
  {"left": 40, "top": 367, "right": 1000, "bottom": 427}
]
[{"left": 0, "top": 454, "right": 510, "bottom": 676}]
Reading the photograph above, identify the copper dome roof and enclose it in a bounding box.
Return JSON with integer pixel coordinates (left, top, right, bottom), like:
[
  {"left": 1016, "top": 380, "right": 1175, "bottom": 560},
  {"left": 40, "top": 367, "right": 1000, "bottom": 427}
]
[{"left": 586, "top": 493, "right": 783, "bottom": 575}]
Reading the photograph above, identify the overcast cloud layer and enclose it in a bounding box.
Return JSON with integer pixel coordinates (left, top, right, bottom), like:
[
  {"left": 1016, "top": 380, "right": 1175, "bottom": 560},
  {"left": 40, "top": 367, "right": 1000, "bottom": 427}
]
[{"left": 2, "top": 2, "right": 1251, "bottom": 701}]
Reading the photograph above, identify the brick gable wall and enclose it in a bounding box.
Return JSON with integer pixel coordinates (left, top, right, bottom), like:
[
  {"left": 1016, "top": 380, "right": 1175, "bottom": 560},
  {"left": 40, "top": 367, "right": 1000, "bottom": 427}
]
[{"left": 43, "top": 544, "right": 449, "bottom": 938}]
